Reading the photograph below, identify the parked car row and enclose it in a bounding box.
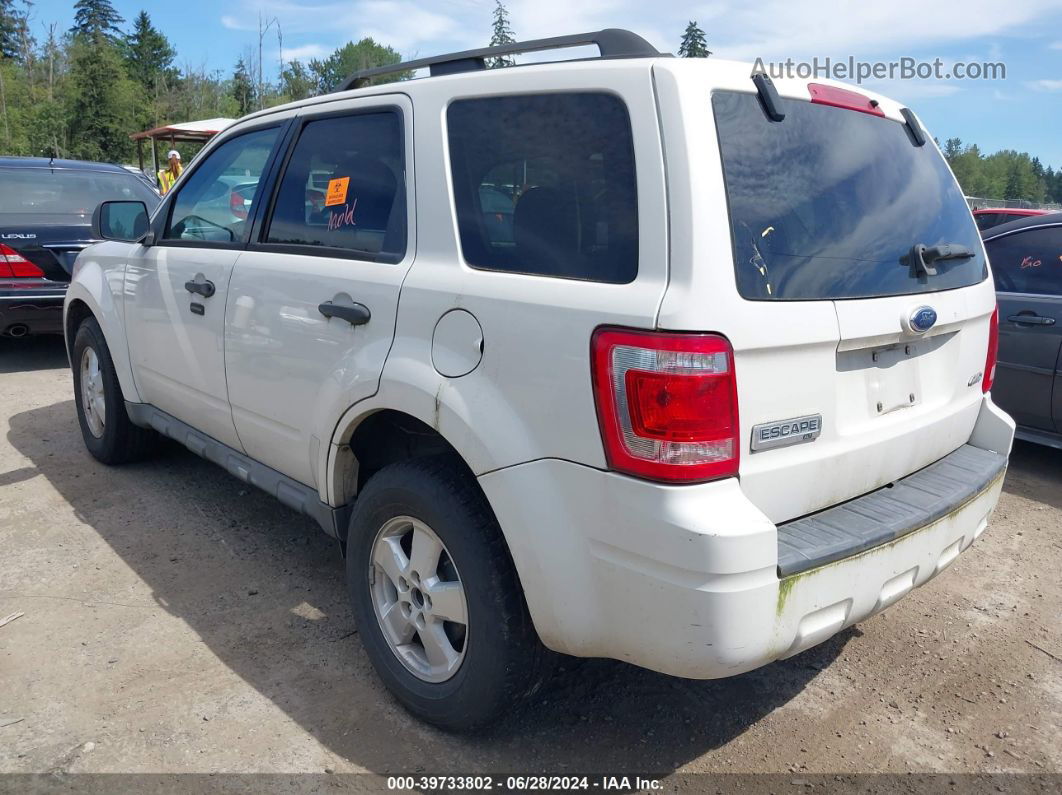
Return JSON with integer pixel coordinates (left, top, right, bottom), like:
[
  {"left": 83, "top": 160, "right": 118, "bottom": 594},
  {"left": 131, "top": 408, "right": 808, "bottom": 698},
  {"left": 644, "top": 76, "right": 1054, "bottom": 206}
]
[
  {"left": 62, "top": 30, "right": 1016, "bottom": 731},
  {"left": 0, "top": 157, "right": 160, "bottom": 338}
]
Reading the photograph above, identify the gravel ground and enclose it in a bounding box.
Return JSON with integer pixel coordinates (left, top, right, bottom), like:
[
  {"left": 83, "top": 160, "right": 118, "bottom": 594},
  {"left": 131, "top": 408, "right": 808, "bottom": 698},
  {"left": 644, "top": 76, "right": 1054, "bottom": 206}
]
[{"left": 1, "top": 336, "right": 1060, "bottom": 781}]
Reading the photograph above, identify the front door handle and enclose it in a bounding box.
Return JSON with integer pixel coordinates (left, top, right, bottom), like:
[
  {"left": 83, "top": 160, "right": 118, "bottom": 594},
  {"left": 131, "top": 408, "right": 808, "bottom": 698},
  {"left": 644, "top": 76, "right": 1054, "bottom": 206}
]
[
  {"left": 1007, "top": 313, "right": 1056, "bottom": 326},
  {"left": 184, "top": 274, "right": 216, "bottom": 298},
  {"left": 318, "top": 294, "right": 371, "bottom": 326}
]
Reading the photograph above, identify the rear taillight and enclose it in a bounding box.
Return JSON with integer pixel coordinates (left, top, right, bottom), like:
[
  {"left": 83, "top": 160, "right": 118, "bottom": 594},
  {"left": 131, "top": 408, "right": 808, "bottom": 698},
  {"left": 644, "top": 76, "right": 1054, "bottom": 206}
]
[
  {"left": 0, "top": 243, "right": 45, "bottom": 279},
  {"left": 230, "top": 190, "right": 249, "bottom": 220},
  {"left": 591, "top": 328, "right": 739, "bottom": 483},
  {"left": 983, "top": 306, "right": 999, "bottom": 393}
]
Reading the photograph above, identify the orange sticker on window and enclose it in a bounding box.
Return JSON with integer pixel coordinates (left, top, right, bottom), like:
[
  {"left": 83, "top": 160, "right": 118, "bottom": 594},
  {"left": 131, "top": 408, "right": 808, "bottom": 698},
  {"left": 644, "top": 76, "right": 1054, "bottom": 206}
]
[{"left": 325, "top": 177, "right": 350, "bottom": 207}]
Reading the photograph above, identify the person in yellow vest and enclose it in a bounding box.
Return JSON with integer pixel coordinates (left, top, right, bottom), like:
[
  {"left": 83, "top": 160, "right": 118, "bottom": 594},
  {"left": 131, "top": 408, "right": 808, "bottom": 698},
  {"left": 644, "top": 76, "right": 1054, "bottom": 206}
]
[{"left": 158, "top": 149, "right": 182, "bottom": 194}]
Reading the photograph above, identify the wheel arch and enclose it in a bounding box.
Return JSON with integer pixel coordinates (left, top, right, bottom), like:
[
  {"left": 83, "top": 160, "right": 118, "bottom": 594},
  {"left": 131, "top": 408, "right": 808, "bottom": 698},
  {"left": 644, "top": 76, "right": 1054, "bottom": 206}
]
[
  {"left": 325, "top": 387, "right": 517, "bottom": 564},
  {"left": 324, "top": 365, "right": 524, "bottom": 508}
]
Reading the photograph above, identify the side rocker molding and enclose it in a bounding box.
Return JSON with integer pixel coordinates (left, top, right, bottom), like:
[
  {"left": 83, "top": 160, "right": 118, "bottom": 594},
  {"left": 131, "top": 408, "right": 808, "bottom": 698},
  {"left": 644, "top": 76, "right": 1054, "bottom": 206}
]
[{"left": 125, "top": 402, "right": 351, "bottom": 539}]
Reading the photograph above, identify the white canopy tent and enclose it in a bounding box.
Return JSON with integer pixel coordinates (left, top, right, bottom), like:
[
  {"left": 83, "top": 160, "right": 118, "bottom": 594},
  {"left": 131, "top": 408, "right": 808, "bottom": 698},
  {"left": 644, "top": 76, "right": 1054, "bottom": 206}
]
[{"left": 130, "top": 118, "right": 235, "bottom": 189}]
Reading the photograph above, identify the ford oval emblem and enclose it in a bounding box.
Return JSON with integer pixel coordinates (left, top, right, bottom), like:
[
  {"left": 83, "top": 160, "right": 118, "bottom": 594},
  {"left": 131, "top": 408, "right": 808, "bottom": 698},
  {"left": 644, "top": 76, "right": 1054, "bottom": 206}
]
[{"left": 910, "top": 306, "right": 938, "bottom": 333}]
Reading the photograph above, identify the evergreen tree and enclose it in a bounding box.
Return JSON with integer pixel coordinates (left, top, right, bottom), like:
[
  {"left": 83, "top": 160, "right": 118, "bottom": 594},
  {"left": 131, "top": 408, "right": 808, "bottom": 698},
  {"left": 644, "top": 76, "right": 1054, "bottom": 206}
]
[
  {"left": 487, "top": 1, "right": 516, "bottom": 68},
  {"left": 1048, "top": 167, "right": 1062, "bottom": 204},
  {"left": 1004, "top": 162, "right": 1024, "bottom": 201},
  {"left": 123, "top": 11, "right": 175, "bottom": 93},
  {"left": 678, "top": 21, "right": 711, "bottom": 57},
  {"left": 67, "top": 36, "right": 135, "bottom": 161},
  {"left": 0, "top": 0, "right": 29, "bottom": 61},
  {"left": 943, "top": 137, "right": 963, "bottom": 160},
  {"left": 71, "top": 0, "right": 124, "bottom": 42},
  {"left": 231, "top": 57, "right": 255, "bottom": 116}
]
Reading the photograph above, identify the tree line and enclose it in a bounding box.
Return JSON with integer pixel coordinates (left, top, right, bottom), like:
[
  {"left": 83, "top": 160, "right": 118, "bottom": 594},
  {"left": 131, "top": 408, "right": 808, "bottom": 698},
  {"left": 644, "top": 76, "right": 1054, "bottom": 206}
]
[
  {"left": 942, "top": 139, "right": 1062, "bottom": 205},
  {"left": 4, "top": 0, "right": 1057, "bottom": 206},
  {"left": 0, "top": 1, "right": 716, "bottom": 167},
  {"left": 0, "top": 0, "right": 411, "bottom": 164}
]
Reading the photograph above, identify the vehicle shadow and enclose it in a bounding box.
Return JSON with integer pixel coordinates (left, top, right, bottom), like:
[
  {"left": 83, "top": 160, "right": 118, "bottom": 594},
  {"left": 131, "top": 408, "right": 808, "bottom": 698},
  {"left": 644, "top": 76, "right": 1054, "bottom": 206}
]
[
  {"left": 1002, "top": 439, "right": 1062, "bottom": 512},
  {"left": 0, "top": 336, "right": 68, "bottom": 373},
  {"left": 6, "top": 399, "right": 844, "bottom": 775}
]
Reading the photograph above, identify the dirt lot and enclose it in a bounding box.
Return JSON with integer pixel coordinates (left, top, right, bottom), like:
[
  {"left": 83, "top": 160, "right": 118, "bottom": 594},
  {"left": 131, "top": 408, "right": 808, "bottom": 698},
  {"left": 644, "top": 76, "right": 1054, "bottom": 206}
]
[{"left": 1, "top": 335, "right": 1060, "bottom": 781}]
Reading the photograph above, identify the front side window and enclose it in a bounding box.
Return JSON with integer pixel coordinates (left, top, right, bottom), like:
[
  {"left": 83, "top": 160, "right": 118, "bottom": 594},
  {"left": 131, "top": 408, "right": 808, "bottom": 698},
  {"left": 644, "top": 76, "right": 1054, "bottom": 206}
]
[
  {"left": 986, "top": 227, "right": 1062, "bottom": 296},
  {"left": 263, "top": 111, "right": 406, "bottom": 262},
  {"left": 447, "top": 93, "right": 638, "bottom": 284},
  {"left": 713, "top": 91, "right": 986, "bottom": 300},
  {"left": 164, "top": 127, "right": 279, "bottom": 244}
]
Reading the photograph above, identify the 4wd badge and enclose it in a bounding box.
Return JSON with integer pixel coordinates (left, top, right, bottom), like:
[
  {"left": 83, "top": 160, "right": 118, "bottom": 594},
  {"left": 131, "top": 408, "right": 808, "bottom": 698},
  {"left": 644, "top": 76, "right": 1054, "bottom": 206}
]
[{"left": 751, "top": 414, "right": 823, "bottom": 452}]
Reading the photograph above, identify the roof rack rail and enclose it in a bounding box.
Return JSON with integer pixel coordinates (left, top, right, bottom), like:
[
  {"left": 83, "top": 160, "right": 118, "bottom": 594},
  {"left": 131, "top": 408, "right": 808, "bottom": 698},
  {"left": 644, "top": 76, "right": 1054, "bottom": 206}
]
[{"left": 337, "top": 28, "right": 663, "bottom": 91}]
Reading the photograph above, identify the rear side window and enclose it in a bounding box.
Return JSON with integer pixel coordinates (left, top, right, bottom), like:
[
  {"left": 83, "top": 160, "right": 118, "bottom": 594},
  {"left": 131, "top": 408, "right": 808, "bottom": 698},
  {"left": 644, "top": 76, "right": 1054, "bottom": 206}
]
[
  {"left": 447, "top": 93, "right": 638, "bottom": 284},
  {"left": 264, "top": 111, "right": 406, "bottom": 262},
  {"left": 713, "top": 91, "right": 986, "bottom": 300},
  {"left": 986, "top": 227, "right": 1062, "bottom": 295}
]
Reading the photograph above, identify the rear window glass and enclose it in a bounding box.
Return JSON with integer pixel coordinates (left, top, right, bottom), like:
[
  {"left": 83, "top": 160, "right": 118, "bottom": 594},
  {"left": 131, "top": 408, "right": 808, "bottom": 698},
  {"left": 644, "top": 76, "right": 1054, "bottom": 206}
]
[
  {"left": 986, "top": 226, "right": 1062, "bottom": 296},
  {"left": 447, "top": 93, "right": 638, "bottom": 284},
  {"left": 974, "top": 213, "right": 999, "bottom": 232},
  {"left": 0, "top": 167, "right": 158, "bottom": 216},
  {"left": 713, "top": 91, "right": 986, "bottom": 300}
]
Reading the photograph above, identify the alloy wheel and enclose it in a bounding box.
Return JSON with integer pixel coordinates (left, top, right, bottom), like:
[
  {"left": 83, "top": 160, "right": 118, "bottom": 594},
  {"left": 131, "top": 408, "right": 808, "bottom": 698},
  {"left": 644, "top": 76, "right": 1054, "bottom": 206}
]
[
  {"left": 80, "top": 346, "right": 106, "bottom": 438},
  {"left": 369, "top": 516, "right": 468, "bottom": 683}
]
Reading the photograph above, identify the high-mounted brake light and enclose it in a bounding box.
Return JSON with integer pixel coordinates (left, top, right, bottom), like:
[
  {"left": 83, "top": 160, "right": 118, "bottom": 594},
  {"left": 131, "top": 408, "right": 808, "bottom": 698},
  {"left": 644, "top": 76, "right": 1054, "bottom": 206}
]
[
  {"left": 983, "top": 306, "right": 999, "bottom": 393},
  {"left": 591, "top": 328, "right": 740, "bottom": 483},
  {"left": 807, "top": 83, "right": 884, "bottom": 117},
  {"left": 0, "top": 243, "right": 45, "bottom": 279}
]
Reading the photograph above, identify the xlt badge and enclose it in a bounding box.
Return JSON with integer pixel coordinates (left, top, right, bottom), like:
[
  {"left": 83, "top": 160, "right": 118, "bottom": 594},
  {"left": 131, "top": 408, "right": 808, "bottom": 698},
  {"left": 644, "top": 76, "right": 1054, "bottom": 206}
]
[{"left": 751, "top": 414, "right": 823, "bottom": 452}]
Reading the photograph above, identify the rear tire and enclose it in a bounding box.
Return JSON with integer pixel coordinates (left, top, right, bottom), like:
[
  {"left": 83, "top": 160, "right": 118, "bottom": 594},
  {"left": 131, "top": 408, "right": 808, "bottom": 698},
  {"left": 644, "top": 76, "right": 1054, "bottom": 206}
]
[
  {"left": 346, "top": 455, "right": 550, "bottom": 731},
  {"left": 72, "top": 316, "right": 157, "bottom": 464}
]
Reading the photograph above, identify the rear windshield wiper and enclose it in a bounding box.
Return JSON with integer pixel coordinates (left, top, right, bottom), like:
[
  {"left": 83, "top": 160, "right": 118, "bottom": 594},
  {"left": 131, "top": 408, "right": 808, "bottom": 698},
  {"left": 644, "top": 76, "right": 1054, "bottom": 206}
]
[{"left": 906, "top": 242, "right": 974, "bottom": 277}]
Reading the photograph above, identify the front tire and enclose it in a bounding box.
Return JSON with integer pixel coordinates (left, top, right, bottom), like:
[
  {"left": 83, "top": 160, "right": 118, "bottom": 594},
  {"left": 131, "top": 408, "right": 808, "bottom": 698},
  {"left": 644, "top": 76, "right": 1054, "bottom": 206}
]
[
  {"left": 72, "top": 316, "right": 157, "bottom": 464},
  {"left": 346, "top": 456, "right": 549, "bottom": 731}
]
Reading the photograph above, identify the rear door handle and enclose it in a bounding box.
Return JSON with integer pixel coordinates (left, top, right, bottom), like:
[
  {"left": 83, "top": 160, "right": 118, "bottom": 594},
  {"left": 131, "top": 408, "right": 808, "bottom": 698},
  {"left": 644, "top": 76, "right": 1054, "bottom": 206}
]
[
  {"left": 318, "top": 294, "right": 371, "bottom": 326},
  {"left": 1007, "top": 313, "right": 1056, "bottom": 326},
  {"left": 184, "top": 274, "right": 216, "bottom": 298}
]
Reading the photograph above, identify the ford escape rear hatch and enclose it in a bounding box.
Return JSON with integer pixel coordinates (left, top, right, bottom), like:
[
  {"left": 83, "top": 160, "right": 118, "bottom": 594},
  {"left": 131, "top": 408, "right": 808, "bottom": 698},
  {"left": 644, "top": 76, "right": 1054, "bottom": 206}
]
[{"left": 694, "top": 86, "right": 995, "bottom": 524}]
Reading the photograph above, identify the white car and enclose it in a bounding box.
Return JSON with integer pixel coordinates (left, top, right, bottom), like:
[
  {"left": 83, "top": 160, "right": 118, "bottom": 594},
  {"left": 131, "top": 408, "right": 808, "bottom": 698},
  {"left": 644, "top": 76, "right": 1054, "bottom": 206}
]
[{"left": 64, "top": 30, "right": 1014, "bottom": 730}]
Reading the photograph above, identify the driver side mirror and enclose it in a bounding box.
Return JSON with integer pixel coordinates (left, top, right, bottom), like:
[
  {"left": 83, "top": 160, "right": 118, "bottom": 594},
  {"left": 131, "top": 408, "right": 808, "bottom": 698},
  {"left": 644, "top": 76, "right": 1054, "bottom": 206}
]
[{"left": 93, "top": 200, "right": 151, "bottom": 244}]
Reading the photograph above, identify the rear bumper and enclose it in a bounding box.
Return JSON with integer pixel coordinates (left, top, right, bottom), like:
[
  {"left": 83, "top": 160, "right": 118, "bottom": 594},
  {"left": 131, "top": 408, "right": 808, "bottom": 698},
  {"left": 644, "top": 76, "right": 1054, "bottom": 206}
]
[
  {"left": 0, "top": 287, "right": 66, "bottom": 335},
  {"left": 479, "top": 397, "right": 1014, "bottom": 679}
]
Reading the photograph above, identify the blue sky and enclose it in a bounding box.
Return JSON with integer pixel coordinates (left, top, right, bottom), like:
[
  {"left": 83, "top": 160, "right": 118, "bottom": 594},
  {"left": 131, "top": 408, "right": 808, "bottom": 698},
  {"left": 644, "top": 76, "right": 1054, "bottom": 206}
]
[{"left": 31, "top": 0, "right": 1062, "bottom": 169}]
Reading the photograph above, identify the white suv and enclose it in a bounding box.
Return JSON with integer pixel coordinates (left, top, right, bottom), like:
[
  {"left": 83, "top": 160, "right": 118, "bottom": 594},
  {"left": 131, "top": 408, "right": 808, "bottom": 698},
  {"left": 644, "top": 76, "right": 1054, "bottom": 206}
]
[{"left": 64, "top": 30, "right": 1015, "bottom": 730}]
